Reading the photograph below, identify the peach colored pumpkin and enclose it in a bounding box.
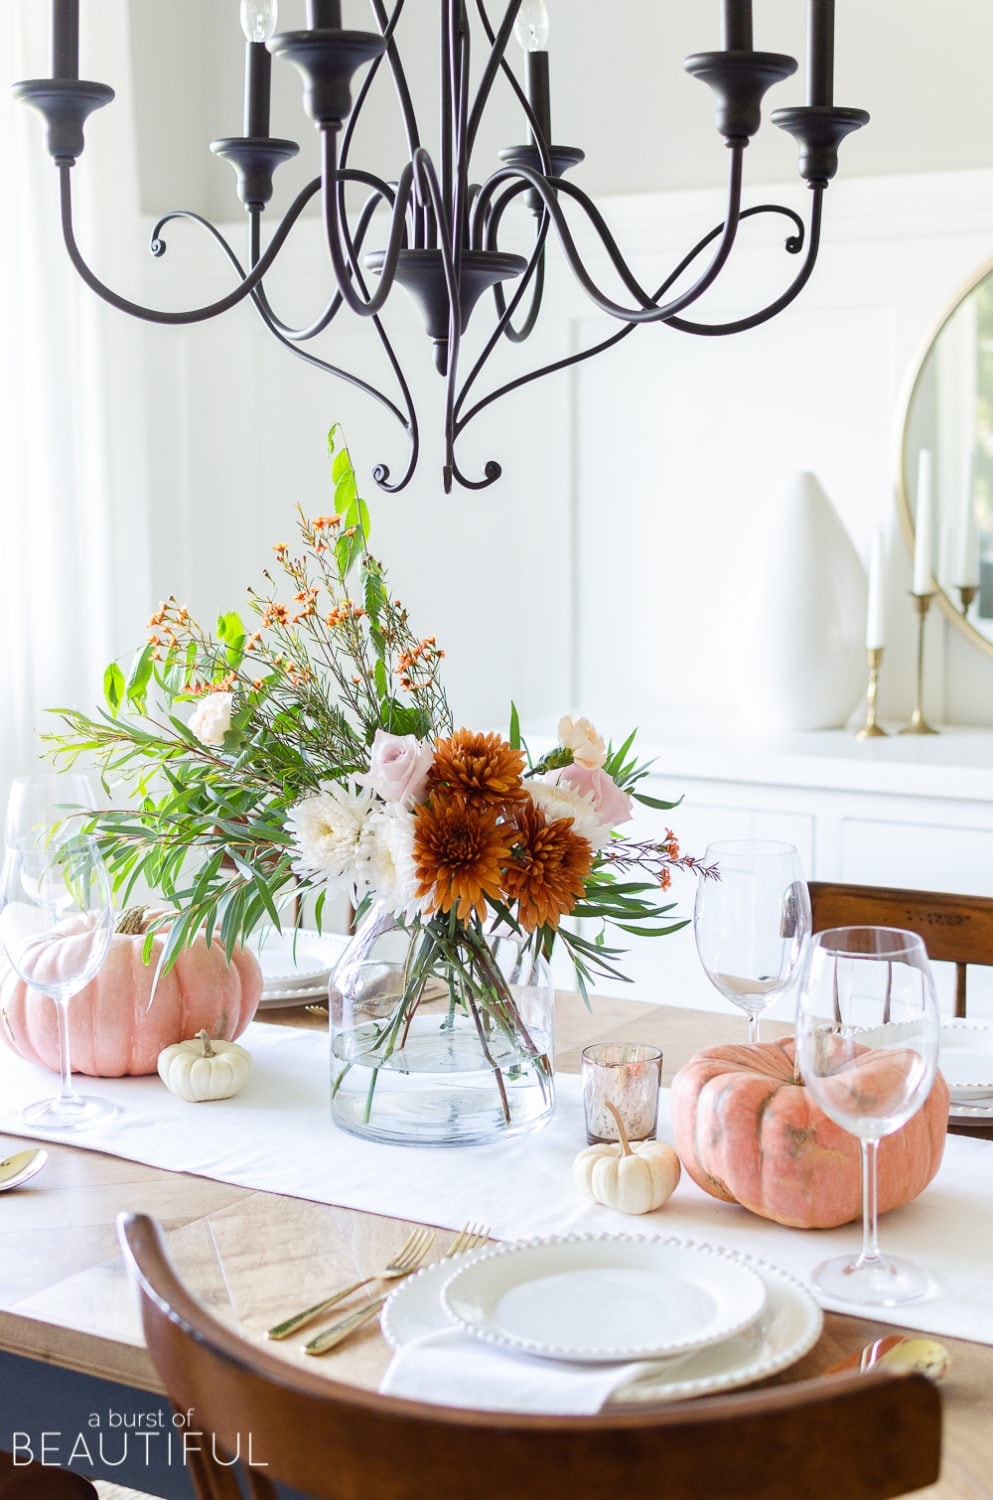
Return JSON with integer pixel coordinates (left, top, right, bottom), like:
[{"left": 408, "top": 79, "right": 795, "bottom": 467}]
[
  {"left": 670, "top": 1036, "right": 949, "bottom": 1229},
  {"left": 0, "top": 911, "right": 262, "bottom": 1078}
]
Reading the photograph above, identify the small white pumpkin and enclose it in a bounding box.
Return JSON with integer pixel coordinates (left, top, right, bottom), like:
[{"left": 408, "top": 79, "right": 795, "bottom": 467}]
[
  {"left": 157, "top": 1029, "right": 252, "bottom": 1102},
  {"left": 573, "top": 1099, "right": 681, "bottom": 1215}
]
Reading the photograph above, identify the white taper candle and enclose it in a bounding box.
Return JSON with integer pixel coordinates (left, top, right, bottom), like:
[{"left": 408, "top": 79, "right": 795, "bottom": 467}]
[
  {"left": 913, "top": 451, "right": 934, "bottom": 596},
  {"left": 866, "top": 528, "right": 885, "bottom": 650}
]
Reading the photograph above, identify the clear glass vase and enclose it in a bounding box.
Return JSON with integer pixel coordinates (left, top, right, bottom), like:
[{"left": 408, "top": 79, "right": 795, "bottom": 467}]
[{"left": 329, "top": 902, "right": 555, "bottom": 1146}]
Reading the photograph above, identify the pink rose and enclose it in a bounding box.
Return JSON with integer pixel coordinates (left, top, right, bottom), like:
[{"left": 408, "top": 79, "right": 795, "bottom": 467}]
[
  {"left": 360, "top": 730, "right": 433, "bottom": 806},
  {"left": 552, "top": 763, "right": 633, "bottom": 836}
]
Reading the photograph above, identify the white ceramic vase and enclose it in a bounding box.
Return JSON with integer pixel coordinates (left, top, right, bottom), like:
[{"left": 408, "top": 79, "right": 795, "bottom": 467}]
[{"left": 727, "top": 472, "right": 867, "bottom": 732}]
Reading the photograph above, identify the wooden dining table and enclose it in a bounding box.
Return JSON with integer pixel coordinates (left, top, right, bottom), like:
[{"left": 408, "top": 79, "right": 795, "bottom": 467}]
[{"left": 0, "top": 993, "right": 990, "bottom": 1500}]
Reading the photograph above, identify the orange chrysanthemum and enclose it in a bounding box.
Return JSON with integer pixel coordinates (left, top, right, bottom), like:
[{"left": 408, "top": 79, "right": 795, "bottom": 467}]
[
  {"left": 503, "top": 800, "right": 594, "bottom": 932},
  {"left": 413, "top": 794, "right": 515, "bottom": 923},
  {"left": 428, "top": 728, "right": 527, "bottom": 808}
]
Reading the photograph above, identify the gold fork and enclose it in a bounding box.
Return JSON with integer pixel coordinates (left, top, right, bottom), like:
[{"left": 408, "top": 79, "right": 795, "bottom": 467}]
[
  {"left": 266, "top": 1226, "right": 436, "bottom": 1341},
  {"left": 303, "top": 1221, "right": 490, "bottom": 1356}
]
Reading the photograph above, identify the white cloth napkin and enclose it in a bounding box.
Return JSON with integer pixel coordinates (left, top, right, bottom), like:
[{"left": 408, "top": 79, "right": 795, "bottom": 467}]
[{"left": 380, "top": 1326, "right": 652, "bottom": 1414}]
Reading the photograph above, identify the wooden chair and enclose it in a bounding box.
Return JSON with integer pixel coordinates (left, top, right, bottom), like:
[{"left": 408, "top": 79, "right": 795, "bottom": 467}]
[
  {"left": 0, "top": 1452, "right": 97, "bottom": 1497},
  {"left": 809, "top": 880, "right": 993, "bottom": 1017},
  {"left": 117, "top": 1212, "right": 942, "bottom": 1500}
]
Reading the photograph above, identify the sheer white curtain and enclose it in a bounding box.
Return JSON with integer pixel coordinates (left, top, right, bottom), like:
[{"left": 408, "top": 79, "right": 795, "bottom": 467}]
[{"left": 1, "top": 2, "right": 152, "bottom": 802}]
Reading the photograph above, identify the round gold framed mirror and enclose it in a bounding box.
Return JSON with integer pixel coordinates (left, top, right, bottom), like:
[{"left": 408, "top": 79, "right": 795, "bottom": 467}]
[{"left": 897, "top": 253, "right": 993, "bottom": 657}]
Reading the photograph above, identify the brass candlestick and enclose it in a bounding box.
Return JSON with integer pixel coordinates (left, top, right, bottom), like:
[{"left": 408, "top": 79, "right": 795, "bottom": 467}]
[
  {"left": 958, "top": 583, "right": 979, "bottom": 617},
  {"left": 899, "top": 592, "right": 939, "bottom": 736},
  {"left": 856, "top": 647, "right": 887, "bottom": 739}
]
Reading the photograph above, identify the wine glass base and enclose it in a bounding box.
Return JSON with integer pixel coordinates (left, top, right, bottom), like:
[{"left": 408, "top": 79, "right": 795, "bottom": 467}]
[
  {"left": 811, "top": 1252, "right": 935, "bottom": 1307},
  {"left": 22, "top": 1094, "right": 118, "bottom": 1133}
]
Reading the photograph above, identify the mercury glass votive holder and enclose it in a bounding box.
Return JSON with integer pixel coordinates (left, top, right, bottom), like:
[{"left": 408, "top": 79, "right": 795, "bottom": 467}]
[{"left": 581, "top": 1042, "right": 663, "bottom": 1145}]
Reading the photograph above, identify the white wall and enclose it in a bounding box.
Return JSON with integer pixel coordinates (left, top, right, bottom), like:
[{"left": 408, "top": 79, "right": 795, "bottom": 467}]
[{"left": 118, "top": 167, "right": 993, "bottom": 749}]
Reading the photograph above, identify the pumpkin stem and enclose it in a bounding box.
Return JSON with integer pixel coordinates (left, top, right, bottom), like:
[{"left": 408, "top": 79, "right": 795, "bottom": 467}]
[
  {"left": 116, "top": 905, "right": 152, "bottom": 935},
  {"left": 195, "top": 1028, "right": 216, "bottom": 1058},
  {"left": 604, "top": 1099, "right": 633, "bottom": 1156}
]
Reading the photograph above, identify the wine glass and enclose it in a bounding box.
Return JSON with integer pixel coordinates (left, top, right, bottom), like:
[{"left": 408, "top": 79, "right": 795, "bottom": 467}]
[
  {"left": 794, "top": 926, "right": 940, "bottom": 1306},
  {"left": 0, "top": 834, "right": 117, "bottom": 1131},
  {"left": 693, "top": 839, "right": 811, "bottom": 1042},
  {"left": 5, "top": 771, "right": 97, "bottom": 847}
]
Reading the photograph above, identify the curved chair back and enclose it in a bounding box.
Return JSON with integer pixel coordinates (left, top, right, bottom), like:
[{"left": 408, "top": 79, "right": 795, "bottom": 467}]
[
  {"left": 809, "top": 880, "right": 993, "bottom": 1016},
  {"left": 0, "top": 1452, "right": 97, "bottom": 1497},
  {"left": 118, "top": 1212, "right": 941, "bottom": 1500}
]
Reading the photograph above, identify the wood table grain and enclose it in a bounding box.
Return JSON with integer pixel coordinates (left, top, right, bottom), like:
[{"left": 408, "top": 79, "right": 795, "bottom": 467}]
[{"left": 1, "top": 996, "right": 990, "bottom": 1500}]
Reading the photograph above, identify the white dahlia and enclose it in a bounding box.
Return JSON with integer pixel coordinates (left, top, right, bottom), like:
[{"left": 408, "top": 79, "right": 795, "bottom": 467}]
[
  {"left": 285, "top": 782, "right": 375, "bottom": 897},
  {"left": 362, "top": 803, "right": 426, "bottom": 922}
]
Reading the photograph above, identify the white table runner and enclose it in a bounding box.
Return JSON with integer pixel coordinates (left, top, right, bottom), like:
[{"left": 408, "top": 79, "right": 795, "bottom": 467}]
[{"left": 1, "top": 1020, "right": 991, "bottom": 1343}]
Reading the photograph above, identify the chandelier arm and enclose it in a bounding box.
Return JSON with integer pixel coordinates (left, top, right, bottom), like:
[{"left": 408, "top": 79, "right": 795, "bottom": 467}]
[
  {"left": 464, "top": 172, "right": 550, "bottom": 343},
  {"left": 366, "top": 1, "right": 422, "bottom": 155},
  {"left": 453, "top": 199, "right": 809, "bottom": 437},
  {"left": 452, "top": 6, "right": 478, "bottom": 278},
  {"left": 248, "top": 294, "right": 410, "bottom": 429},
  {"left": 497, "top": 244, "right": 545, "bottom": 343},
  {"left": 57, "top": 167, "right": 318, "bottom": 326},
  {"left": 447, "top": 449, "right": 503, "bottom": 492},
  {"left": 403, "top": 150, "right": 467, "bottom": 493},
  {"left": 242, "top": 229, "right": 422, "bottom": 490},
  {"left": 263, "top": 309, "right": 420, "bottom": 493},
  {"left": 247, "top": 187, "right": 390, "bottom": 342},
  {"left": 466, "top": 1, "right": 532, "bottom": 163},
  {"left": 471, "top": 146, "right": 746, "bottom": 324},
  {"left": 321, "top": 135, "right": 414, "bottom": 317},
  {"left": 365, "top": 316, "right": 422, "bottom": 492},
  {"left": 344, "top": 1, "right": 415, "bottom": 161},
  {"left": 152, "top": 209, "right": 255, "bottom": 283},
  {"left": 470, "top": 0, "right": 552, "bottom": 180},
  {"left": 665, "top": 189, "right": 824, "bottom": 334}
]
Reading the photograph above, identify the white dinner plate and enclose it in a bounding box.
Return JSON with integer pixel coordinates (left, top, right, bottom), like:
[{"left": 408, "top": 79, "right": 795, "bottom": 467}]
[
  {"left": 254, "top": 929, "right": 347, "bottom": 988},
  {"left": 439, "top": 1234, "right": 767, "bottom": 1364},
  {"left": 382, "top": 1243, "right": 821, "bottom": 1406},
  {"left": 940, "top": 1020, "right": 993, "bottom": 1102}
]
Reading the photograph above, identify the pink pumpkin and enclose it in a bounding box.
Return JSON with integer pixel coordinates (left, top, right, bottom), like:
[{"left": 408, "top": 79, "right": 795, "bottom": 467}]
[
  {"left": 670, "top": 1037, "right": 949, "bottom": 1229},
  {"left": 0, "top": 910, "right": 262, "bottom": 1077}
]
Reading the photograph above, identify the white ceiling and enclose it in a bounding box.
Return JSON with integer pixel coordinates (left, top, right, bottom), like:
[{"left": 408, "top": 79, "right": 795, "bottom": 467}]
[{"left": 127, "top": 1, "right": 993, "bottom": 223}]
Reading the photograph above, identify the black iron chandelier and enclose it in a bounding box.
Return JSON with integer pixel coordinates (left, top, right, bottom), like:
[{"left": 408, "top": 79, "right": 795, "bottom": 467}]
[{"left": 15, "top": 0, "right": 867, "bottom": 492}]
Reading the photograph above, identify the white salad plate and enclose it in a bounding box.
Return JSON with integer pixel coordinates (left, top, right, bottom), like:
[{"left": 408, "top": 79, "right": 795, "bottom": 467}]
[
  {"left": 382, "top": 1241, "right": 821, "bottom": 1405},
  {"left": 438, "top": 1233, "right": 768, "bottom": 1364},
  {"left": 253, "top": 929, "right": 348, "bottom": 1009},
  {"left": 940, "top": 1020, "right": 993, "bottom": 1103}
]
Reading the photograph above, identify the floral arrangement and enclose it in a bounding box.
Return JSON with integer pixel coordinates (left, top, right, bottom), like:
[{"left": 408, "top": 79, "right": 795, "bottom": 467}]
[{"left": 47, "top": 430, "right": 712, "bottom": 1117}]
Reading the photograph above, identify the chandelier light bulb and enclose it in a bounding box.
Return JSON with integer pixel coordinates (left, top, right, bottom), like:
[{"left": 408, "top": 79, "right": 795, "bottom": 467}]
[
  {"left": 514, "top": 0, "right": 550, "bottom": 53},
  {"left": 240, "top": 0, "right": 278, "bottom": 46}
]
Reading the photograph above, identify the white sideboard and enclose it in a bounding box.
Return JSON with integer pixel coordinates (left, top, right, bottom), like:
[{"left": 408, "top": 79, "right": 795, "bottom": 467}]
[{"left": 569, "top": 724, "right": 993, "bottom": 1025}]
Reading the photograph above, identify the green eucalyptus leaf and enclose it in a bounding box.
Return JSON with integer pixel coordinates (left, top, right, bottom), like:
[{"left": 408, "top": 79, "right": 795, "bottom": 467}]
[{"left": 104, "top": 663, "right": 125, "bottom": 715}]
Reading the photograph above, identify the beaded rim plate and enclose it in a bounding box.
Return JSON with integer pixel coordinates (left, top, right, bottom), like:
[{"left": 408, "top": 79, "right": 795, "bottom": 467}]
[
  {"left": 383, "top": 1240, "right": 822, "bottom": 1405},
  {"left": 438, "top": 1233, "right": 767, "bottom": 1364},
  {"left": 940, "top": 1019, "right": 993, "bottom": 1102}
]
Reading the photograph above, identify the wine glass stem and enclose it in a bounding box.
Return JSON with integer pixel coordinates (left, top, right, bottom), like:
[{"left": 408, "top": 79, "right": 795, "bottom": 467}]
[
  {"left": 856, "top": 1136, "right": 885, "bottom": 1270},
  {"left": 54, "top": 996, "right": 81, "bottom": 1106},
  {"left": 747, "top": 1011, "right": 761, "bottom": 1044}
]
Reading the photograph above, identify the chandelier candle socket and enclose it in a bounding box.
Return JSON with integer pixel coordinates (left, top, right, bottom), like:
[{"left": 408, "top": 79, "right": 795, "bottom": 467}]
[{"left": 14, "top": 1, "right": 868, "bottom": 492}]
